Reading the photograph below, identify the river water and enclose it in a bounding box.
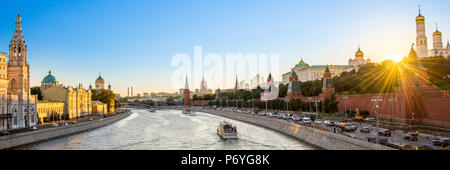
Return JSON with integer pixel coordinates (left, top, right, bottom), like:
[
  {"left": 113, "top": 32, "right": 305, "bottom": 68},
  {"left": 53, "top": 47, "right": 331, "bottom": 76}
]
[{"left": 17, "top": 109, "right": 314, "bottom": 150}]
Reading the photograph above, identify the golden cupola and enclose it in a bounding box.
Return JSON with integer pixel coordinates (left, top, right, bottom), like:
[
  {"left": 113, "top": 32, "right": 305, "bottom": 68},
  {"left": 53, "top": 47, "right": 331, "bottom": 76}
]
[{"left": 355, "top": 47, "right": 364, "bottom": 58}]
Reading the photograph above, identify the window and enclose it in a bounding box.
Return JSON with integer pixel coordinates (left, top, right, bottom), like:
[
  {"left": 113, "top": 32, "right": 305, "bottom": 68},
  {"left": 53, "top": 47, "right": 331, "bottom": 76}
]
[{"left": 14, "top": 116, "right": 17, "bottom": 125}]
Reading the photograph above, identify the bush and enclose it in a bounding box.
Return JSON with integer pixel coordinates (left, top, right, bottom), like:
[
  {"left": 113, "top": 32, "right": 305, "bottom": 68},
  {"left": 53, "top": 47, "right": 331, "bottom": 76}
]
[{"left": 359, "top": 110, "right": 370, "bottom": 116}]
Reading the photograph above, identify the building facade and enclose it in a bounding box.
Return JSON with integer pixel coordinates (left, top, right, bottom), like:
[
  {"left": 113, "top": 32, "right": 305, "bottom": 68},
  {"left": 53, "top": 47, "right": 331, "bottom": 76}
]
[
  {"left": 36, "top": 102, "right": 65, "bottom": 124},
  {"left": 40, "top": 71, "right": 92, "bottom": 119},
  {"left": 0, "top": 53, "right": 8, "bottom": 130}
]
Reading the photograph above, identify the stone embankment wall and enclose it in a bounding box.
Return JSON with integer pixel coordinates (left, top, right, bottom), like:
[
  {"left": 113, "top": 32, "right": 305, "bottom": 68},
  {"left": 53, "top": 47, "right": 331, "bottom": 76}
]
[
  {"left": 191, "top": 108, "right": 395, "bottom": 150},
  {"left": 0, "top": 113, "right": 131, "bottom": 149}
]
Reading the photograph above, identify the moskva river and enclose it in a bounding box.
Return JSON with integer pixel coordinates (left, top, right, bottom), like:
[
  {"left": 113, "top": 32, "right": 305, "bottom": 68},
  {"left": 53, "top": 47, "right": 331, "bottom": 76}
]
[{"left": 17, "top": 109, "right": 314, "bottom": 150}]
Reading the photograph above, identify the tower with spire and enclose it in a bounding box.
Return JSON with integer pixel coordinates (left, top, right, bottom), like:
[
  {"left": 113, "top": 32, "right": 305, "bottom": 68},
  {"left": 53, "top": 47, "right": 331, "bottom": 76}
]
[
  {"left": 319, "top": 65, "right": 335, "bottom": 100},
  {"left": 183, "top": 76, "right": 191, "bottom": 106},
  {"left": 6, "top": 11, "right": 39, "bottom": 128},
  {"left": 415, "top": 5, "right": 429, "bottom": 58}
]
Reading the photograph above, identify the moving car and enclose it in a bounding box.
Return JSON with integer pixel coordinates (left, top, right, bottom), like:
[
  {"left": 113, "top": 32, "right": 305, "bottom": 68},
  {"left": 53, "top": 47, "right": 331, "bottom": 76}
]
[
  {"left": 432, "top": 138, "right": 449, "bottom": 147},
  {"left": 344, "top": 123, "right": 357, "bottom": 132},
  {"left": 324, "top": 120, "right": 334, "bottom": 126},
  {"left": 378, "top": 128, "right": 392, "bottom": 137},
  {"left": 360, "top": 126, "right": 371, "bottom": 133},
  {"left": 302, "top": 117, "right": 312, "bottom": 125},
  {"left": 403, "top": 133, "right": 418, "bottom": 141}
]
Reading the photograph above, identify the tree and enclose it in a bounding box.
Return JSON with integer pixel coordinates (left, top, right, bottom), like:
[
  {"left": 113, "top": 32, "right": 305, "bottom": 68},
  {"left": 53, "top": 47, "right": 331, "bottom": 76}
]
[
  {"left": 31, "top": 86, "right": 43, "bottom": 100},
  {"left": 91, "top": 89, "right": 119, "bottom": 110}
]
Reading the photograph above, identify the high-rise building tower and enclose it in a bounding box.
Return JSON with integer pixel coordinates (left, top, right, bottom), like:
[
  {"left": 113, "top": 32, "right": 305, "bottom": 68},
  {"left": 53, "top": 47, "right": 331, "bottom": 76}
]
[{"left": 415, "top": 6, "right": 428, "bottom": 58}]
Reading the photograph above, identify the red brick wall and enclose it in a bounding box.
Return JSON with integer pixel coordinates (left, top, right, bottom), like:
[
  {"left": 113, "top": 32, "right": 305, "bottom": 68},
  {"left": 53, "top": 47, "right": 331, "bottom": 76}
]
[{"left": 190, "top": 100, "right": 209, "bottom": 106}]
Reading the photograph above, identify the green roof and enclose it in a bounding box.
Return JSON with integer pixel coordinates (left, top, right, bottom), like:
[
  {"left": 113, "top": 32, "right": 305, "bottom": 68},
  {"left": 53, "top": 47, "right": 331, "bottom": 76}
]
[{"left": 42, "top": 71, "right": 57, "bottom": 84}]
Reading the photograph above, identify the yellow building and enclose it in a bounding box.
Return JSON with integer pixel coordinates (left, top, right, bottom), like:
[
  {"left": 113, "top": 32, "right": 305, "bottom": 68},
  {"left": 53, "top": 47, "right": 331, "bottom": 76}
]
[
  {"left": 40, "top": 71, "right": 92, "bottom": 119},
  {"left": 36, "top": 102, "right": 65, "bottom": 124},
  {"left": 91, "top": 101, "right": 107, "bottom": 116}
]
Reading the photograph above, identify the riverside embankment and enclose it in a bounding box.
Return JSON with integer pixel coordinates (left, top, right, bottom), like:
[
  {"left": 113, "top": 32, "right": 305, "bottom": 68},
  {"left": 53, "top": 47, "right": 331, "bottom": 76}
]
[
  {"left": 0, "top": 112, "right": 131, "bottom": 150},
  {"left": 188, "top": 108, "right": 396, "bottom": 150}
]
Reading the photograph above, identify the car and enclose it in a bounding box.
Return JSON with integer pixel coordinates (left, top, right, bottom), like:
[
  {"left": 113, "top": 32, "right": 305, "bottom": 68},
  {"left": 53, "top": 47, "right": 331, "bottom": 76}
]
[
  {"left": 378, "top": 128, "right": 392, "bottom": 137},
  {"left": 432, "top": 138, "right": 449, "bottom": 147},
  {"left": 30, "top": 126, "right": 38, "bottom": 131},
  {"left": 314, "top": 120, "right": 322, "bottom": 125},
  {"left": 71, "top": 120, "right": 78, "bottom": 124},
  {"left": 64, "top": 122, "right": 69, "bottom": 126},
  {"left": 344, "top": 123, "right": 357, "bottom": 132},
  {"left": 360, "top": 126, "right": 371, "bottom": 133},
  {"left": 89, "top": 118, "right": 94, "bottom": 121},
  {"left": 324, "top": 120, "right": 334, "bottom": 126},
  {"left": 403, "top": 133, "right": 418, "bottom": 141},
  {"left": 292, "top": 116, "right": 301, "bottom": 122},
  {"left": 302, "top": 117, "right": 312, "bottom": 125},
  {"left": 51, "top": 123, "right": 59, "bottom": 127},
  {"left": 0, "top": 131, "right": 10, "bottom": 136}
]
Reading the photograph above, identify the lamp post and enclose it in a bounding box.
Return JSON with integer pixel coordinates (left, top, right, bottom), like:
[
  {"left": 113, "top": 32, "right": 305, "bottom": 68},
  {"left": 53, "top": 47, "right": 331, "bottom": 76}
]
[
  {"left": 388, "top": 97, "right": 395, "bottom": 123},
  {"left": 343, "top": 96, "right": 348, "bottom": 118},
  {"left": 308, "top": 97, "right": 312, "bottom": 113},
  {"left": 372, "top": 96, "right": 383, "bottom": 144},
  {"left": 314, "top": 98, "right": 319, "bottom": 121}
]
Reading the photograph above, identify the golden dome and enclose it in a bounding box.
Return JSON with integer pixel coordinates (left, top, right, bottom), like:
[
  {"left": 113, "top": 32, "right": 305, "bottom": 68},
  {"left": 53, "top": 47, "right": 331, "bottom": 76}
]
[
  {"left": 355, "top": 47, "right": 364, "bottom": 58},
  {"left": 96, "top": 76, "right": 105, "bottom": 83},
  {"left": 416, "top": 14, "right": 424, "bottom": 21},
  {"left": 433, "top": 31, "right": 441, "bottom": 36},
  {"left": 329, "top": 65, "right": 335, "bottom": 69}
]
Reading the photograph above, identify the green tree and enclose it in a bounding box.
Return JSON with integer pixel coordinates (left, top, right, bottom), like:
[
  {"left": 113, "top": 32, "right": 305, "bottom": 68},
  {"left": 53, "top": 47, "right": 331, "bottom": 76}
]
[{"left": 31, "top": 86, "right": 43, "bottom": 100}]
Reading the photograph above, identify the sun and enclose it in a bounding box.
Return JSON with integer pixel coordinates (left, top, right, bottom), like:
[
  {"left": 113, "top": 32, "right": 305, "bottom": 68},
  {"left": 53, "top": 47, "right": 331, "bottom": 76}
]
[{"left": 390, "top": 56, "right": 403, "bottom": 62}]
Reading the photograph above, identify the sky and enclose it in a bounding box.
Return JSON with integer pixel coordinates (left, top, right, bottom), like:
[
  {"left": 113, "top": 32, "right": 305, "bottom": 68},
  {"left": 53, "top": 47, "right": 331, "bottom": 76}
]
[{"left": 0, "top": 0, "right": 449, "bottom": 96}]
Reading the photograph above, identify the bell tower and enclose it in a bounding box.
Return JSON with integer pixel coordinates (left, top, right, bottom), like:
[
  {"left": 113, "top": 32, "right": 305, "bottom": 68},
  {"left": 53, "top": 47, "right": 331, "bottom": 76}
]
[
  {"left": 415, "top": 6, "right": 428, "bottom": 58},
  {"left": 8, "top": 11, "right": 30, "bottom": 96}
]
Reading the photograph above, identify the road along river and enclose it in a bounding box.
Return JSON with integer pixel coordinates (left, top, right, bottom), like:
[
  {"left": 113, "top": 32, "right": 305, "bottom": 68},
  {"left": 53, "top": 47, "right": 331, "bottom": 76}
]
[{"left": 17, "top": 109, "right": 315, "bottom": 150}]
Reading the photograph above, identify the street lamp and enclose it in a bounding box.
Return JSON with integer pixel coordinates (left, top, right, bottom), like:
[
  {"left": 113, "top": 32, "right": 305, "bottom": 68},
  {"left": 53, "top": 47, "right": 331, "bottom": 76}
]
[
  {"left": 308, "top": 97, "right": 312, "bottom": 113},
  {"left": 388, "top": 97, "right": 396, "bottom": 123},
  {"left": 372, "top": 96, "right": 383, "bottom": 144},
  {"left": 343, "top": 96, "right": 348, "bottom": 117},
  {"left": 314, "top": 98, "right": 319, "bottom": 121}
]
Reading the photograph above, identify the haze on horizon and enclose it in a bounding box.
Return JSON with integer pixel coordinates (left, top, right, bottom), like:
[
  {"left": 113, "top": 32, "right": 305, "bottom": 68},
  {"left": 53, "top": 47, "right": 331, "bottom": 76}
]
[{"left": 0, "top": 0, "right": 449, "bottom": 96}]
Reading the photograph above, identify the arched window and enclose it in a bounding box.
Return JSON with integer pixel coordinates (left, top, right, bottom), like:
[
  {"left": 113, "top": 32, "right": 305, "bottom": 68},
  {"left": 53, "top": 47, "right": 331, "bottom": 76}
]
[{"left": 10, "top": 79, "right": 16, "bottom": 92}]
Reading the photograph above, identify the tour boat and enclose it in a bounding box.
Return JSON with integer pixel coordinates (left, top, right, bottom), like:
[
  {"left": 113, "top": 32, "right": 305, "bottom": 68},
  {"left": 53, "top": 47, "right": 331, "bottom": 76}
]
[
  {"left": 217, "top": 121, "right": 238, "bottom": 139},
  {"left": 182, "top": 108, "right": 192, "bottom": 114}
]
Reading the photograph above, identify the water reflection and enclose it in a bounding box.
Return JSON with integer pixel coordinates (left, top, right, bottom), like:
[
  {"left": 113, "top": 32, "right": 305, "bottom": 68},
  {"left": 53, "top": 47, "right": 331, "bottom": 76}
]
[{"left": 17, "top": 109, "right": 314, "bottom": 150}]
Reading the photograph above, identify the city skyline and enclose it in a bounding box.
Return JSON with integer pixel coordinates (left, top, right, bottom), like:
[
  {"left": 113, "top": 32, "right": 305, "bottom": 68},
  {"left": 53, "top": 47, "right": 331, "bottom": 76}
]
[{"left": 1, "top": 0, "right": 450, "bottom": 96}]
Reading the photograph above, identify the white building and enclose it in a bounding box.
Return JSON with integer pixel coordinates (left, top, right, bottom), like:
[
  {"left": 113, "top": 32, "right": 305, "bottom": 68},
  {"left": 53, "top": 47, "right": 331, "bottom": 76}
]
[{"left": 415, "top": 8, "right": 450, "bottom": 58}]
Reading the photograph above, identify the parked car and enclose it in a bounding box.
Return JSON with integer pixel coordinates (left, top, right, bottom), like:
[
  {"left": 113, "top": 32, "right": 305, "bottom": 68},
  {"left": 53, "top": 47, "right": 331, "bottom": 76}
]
[
  {"left": 0, "top": 131, "right": 10, "bottom": 136},
  {"left": 30, "top": 126, "right": 38, "bottom": 131},
  {"left": 432, "top": 138, "right": 449, "bottom": 147},
  {"left": 51, "top": 123, "right": 59, "bottom": 127},
  {"left": 378, "top": 128, "right": 392, "bottom": 137},
  {"left": 71, "top": 120, "right": 78, "bottom": 124},
  {"left": 403, "top": 133, "right": 418, "bottom": 141},
  {"left": 360, "top": 126, "right": 371, "bottom": 133}
]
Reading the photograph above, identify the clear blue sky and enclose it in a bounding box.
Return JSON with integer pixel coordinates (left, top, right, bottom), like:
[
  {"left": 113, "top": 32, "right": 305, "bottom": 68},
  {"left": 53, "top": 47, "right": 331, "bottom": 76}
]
[{"left": 0, "top": 0, "right": 449, "bottom": 96}]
